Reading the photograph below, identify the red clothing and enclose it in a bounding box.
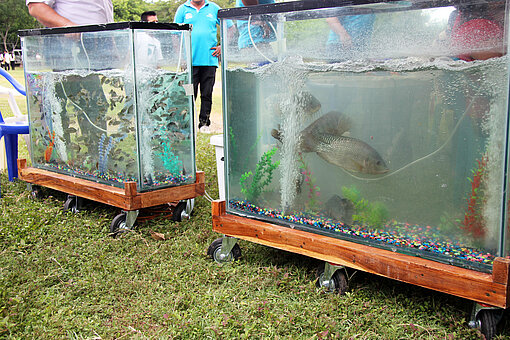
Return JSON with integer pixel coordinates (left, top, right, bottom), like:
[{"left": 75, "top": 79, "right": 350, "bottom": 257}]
[{"left": 451, "top": 16, "right": 503, "bottom": 61}]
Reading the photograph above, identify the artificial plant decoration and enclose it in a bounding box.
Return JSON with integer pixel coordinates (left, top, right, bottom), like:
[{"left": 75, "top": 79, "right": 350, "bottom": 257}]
[
  {"left": 461, "top": 155, "right": 487, "bottom": 240},
  {"left": 298, "top": 154, "right": 321, "bottom": 211},
  {"left": 342, "top": 185, "right": 388, "bottom": 228},
  {"left": 156, "top": 133, "right": 183, "bottom": 176},
  {"left": 98, "top": 133, "right": 116, "bottom": 175},
  {"left": 240, "top": 147, "right": 280, "bottom": 202}
]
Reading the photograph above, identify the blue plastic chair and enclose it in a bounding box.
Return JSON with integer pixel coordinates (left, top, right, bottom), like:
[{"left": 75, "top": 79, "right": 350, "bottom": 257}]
[{"left": 0, "top": 68, "right": 29, "bottom": 186}]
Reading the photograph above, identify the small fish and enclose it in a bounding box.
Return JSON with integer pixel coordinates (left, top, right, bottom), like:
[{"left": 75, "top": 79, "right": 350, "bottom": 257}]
[
  {"left": 167, "top": 121, "right": 179, "bottom": 129},
  {"left": 70, "top": 144, "right": 81, "bottom": 152}
]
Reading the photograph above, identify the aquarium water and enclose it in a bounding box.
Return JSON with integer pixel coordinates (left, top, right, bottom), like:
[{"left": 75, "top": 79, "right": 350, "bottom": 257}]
[
  {"left": 225, "top": 56, "right": 508, "bottom": 272},
  {"left": 25, "top": 68, "right": 194, "bottom": 191}
]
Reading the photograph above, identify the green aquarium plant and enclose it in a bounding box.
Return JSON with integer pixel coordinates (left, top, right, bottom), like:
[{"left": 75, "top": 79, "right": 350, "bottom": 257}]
[
  {"left": 240, "top": 147, "right": 280, "bottom": 202},
  {"left": 341, "top": 185, "right": 388, "bottom": 228},
  {"left": 156, "top": 134, "right": 183, "bottom": 176}
]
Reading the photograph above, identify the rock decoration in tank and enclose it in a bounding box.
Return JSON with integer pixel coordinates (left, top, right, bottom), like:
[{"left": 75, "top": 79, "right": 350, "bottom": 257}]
[
  {"left": 324, "top": 195, "right": 354, "bottom": 225},
  {"left": 240, "top": 147, "right": 280, "bottom": 203}
]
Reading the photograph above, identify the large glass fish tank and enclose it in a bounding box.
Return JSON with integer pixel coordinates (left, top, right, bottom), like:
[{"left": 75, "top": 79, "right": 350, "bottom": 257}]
[
  {"left": 19, "top": 22, "right": 195, "bottom": 192},
  {"left": 219, "top": 0, "right": 509, "bottom": 274}
]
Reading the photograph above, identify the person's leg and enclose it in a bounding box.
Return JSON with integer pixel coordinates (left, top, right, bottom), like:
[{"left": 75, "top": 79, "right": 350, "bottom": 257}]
[
  {"left": 192, "top": 66, "right": 200, "bottom": 104},
  {"left": 198, "top": 66, "right": 216, "bottom": 127}
]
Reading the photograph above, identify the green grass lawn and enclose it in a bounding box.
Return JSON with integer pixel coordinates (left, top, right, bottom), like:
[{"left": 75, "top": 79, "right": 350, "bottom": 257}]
[{"left": 0, "top": 69, "right": 508, "bottom": 339}]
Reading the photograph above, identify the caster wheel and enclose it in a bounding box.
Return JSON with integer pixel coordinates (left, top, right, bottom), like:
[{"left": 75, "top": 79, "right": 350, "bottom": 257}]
[
  {"left": 207, "top": 238, "right": 241, "bottom": 264},
  {"left": 63, "top": 196, "right": 78, "bottom": 213},
  {"left": 172, "top": 201, "right": 187, "bottom": 222},
  {"left": 110, "top": 213, "right": 134, "bottom": 237},
  {"left": 316, "top": 268, "right": 348, "bottom": 294},
  {"left": 478, "top": 309, "right": 503, "bottom": 340},
  {"left": 29, "top": 185, "right": 41, "bottom": 200},
  {"left": 30, "top": 188, "right": 40, "bottom": 200}
]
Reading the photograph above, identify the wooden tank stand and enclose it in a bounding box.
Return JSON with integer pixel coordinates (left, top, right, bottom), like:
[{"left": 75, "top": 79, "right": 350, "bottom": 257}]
[
  {"left": 17, "top": 159, "right": 205, "bottom": 211},
  {"left": 211, "top": 199, "right": 510, "bottom": 308}
]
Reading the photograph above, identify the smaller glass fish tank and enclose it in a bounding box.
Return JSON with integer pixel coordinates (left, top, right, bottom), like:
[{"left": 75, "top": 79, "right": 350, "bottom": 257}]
[{"left": 19, "top": 22, "right": 195, "bottom": 192}]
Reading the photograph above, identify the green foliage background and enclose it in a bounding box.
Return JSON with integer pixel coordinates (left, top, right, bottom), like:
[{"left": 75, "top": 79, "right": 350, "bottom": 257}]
[{"left": 1, "top": 0, "right": 237, "bottom": 51}]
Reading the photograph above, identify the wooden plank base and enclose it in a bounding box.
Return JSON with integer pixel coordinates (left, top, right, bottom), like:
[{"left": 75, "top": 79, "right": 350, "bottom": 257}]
[
  {"left": 17, "top": 159, "right": 205, "bottom": 210},
  {"left": 212, "top": 200, "right": 510, "bottom": 308}
]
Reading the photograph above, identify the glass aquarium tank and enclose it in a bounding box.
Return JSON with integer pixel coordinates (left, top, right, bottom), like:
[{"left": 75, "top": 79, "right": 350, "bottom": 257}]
[
  {"left": 19, "top": 22, "right": 195, "bottom": 192},
  {"left": 218, "top": 0, "right": 509, "bottom": 275}
]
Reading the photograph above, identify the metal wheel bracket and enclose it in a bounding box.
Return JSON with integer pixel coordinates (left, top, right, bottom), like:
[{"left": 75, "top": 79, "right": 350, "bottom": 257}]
[
  {"left": 320, "top": 262, "right": 345, "bottom": 290},
  {"left": 125, "top": 210, "right": 139, "bottom": 229},
  {"left": 180, "top": 199, "right": 195, "bottom": 220},
  {"left": 218, "top": 236, "right": 238, "bottom": 260},
  {"left": 75, "top": 196, "right": 86, "bottom": 211}
]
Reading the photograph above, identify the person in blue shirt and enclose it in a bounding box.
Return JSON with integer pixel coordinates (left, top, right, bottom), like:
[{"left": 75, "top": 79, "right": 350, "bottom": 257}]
[
  {"left": 175, "top": 0, "right": 221, "bottom": 133},
  {"left": 326, "top": 14, "right": 375, "bottom": 60},
  {"left": 236, "top": 0, "right": 275, "bottom": 51}
]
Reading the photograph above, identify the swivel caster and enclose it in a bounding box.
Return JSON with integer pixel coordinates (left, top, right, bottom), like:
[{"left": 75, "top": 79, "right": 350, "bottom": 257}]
[
  {"left": 110, "top": 210, "right": 139, "bottom": 237},
  {"left": 316, "top": 262, "right": 349, "bottom": 294},
  {"left": 28, "top": 184, "right": 41, "bottom": 200},
  {"left": 469, "top": 303, "right": 504, "bottom": 340},
  {"left": 172, "top": 199, "right": 195, "bottom": 221},
  {"left": 207, "top": 237, "right": 241, "bottom": 264},
  {"left": 63, "top": 195, "right": 82, "bottom": 213}
]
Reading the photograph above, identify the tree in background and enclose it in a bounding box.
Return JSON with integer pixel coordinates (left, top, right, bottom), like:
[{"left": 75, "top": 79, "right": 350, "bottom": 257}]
[
  {"left": 113, "top": 0, "right": 151, "bottom": 21},
  {"left": 0, "top": 0, "right": 38, "bottom": 51}
]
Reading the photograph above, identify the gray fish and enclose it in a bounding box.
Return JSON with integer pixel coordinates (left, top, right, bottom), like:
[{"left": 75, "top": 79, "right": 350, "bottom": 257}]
[
  {"left": 312, "top": 133, "right": 388, "bottom": 174},
  {"left": 273, "top": 111, "right": 388, "bottom": 175}
]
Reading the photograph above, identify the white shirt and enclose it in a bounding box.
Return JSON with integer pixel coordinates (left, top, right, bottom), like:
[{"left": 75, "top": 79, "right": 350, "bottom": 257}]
[
  {"left": 26, "top": 0, "right": 113, "bottom": 25},
  {"left": 3, "top": 53, "right": 12, "bottom": 63}
]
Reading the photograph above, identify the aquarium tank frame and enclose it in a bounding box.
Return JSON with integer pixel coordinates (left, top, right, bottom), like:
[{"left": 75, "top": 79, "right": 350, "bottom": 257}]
[
  {"left": 219, "top": 0, "right": 509, "bottom": 272},
  {"left": 19, "top": 22, "right": 195, "bottom": 193},
  {"left": 211, "top": 0, "right": 510, "bottom": 337},
  {"left": 18, "top": 22, "right": 205, "bottom": 234}
]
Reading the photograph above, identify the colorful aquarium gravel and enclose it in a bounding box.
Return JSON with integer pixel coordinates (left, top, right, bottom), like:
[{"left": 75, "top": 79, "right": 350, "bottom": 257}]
[
  {"left": 142, "top": 173, "right": 195, "bottom": 187},
  {"left": 229, "top": 200, "right": 496, "bottom": 266},
  {"left": 44, "top": 163, "right": 193, "bottom": 187}
]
